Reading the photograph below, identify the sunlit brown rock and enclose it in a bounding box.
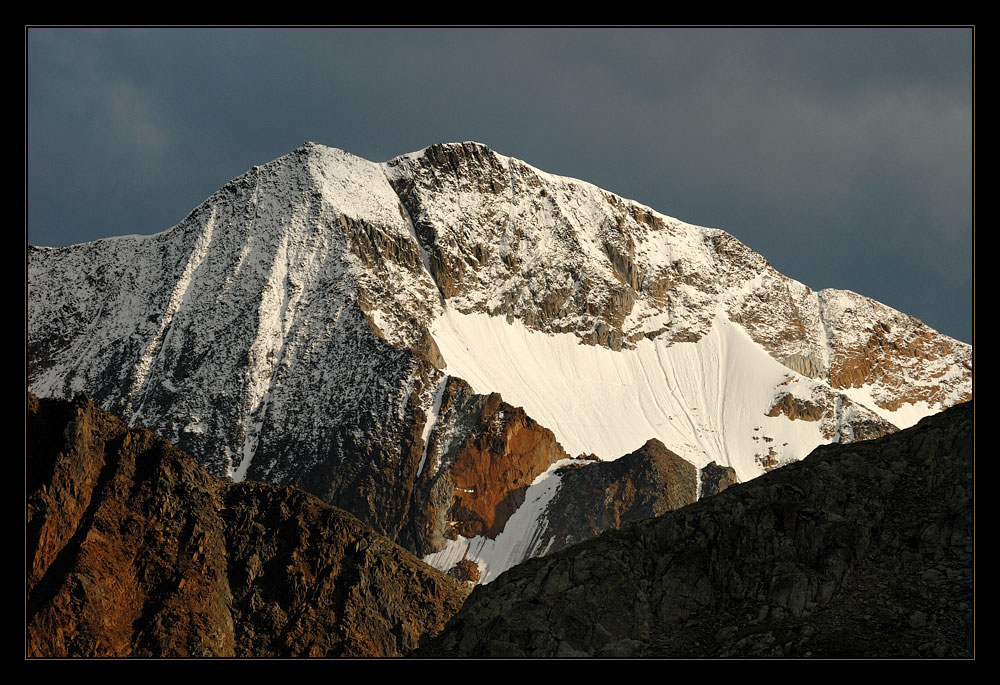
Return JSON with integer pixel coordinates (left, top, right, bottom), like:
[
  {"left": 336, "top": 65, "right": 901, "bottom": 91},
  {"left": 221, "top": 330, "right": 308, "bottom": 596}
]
[{"left": 26, "top": 393, "right": 467, "bottom": 658}]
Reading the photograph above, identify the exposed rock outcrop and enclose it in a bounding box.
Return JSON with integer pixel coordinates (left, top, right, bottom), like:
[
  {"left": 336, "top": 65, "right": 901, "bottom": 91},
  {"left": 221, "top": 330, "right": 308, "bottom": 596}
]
[
  {"left": 767, "top": 393, "right": 827, "bottom": 422},
  {"left": 447, "top": 559, "right": 482, "bottom": 585},
  {"left": 816, "top": 293, "right": 970, "bottom": 412},
  {"left": 402, "top": 378, "right": 569, "bottom": 555},
  {"left": 535, "top": 439, "right": 697, "bottom": 556},
  {"left": 700, "top": 461, "right": 739, "bottom": 498},
  {"left": 26, "top": 393, "right": 467, "bottom": 658},
  {"left": 422, "top": 402, "right": 973, "bottom": 658},
  {"left": 767, "top": 380, "right": 897, "bottom": 444}
]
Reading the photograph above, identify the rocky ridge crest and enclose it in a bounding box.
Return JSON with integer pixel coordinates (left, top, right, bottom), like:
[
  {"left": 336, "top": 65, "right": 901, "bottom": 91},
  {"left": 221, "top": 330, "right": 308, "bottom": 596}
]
[
  {"left": 26, "top": 393, "right": 467, "bottom": 657},
  {"left": 423, "top": 402, "right": 973, "bottom": 657}
]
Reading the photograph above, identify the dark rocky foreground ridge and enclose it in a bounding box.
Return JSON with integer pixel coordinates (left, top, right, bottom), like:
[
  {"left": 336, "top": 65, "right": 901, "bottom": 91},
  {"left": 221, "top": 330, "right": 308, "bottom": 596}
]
[
  {"left": 421, "top": 401, "right": 974, "bottom": 658},
  {"left": 26, "top": 393, "right": 468, "bottom": 657}
]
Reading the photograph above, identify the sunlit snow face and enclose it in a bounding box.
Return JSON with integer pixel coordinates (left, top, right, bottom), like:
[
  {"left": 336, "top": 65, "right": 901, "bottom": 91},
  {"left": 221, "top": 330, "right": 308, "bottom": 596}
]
[{"left": 432, "top": 307, "right": 828, "bottom": 481}]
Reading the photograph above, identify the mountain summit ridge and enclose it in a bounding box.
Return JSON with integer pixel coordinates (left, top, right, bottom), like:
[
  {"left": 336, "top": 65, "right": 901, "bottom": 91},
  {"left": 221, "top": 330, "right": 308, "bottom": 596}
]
[{"left": 28, "top": 140, "right": 971, "bottom": 582}]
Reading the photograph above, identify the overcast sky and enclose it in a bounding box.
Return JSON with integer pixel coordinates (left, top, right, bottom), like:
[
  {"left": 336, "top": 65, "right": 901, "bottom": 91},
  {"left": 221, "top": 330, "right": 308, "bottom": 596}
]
[{"left": 26, "top": 28, "right": 973, "bottom": 342}]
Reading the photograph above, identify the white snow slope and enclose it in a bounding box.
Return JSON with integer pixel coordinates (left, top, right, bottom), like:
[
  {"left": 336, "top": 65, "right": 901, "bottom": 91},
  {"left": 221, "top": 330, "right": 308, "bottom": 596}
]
[{"left": 434, "top": 307, "right": 828, "bottom": 483}]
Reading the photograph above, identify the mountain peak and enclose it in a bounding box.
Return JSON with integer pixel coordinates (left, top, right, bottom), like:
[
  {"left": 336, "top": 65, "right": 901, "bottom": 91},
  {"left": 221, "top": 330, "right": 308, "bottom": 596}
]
[{"left": 28, "top": 141, "right": 971, "bottom": 587}]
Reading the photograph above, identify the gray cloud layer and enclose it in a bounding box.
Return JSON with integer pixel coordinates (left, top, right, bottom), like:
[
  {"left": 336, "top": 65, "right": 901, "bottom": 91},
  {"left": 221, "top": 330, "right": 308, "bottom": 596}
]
[{"left": 27, "top": 28, "right": 972, "bottom": 342}]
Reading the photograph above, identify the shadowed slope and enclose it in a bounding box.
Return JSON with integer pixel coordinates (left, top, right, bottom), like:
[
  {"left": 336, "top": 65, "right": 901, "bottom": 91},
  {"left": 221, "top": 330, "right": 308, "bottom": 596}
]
[{"left": 422, "top": 402, "right": 973, "bottom": 658}]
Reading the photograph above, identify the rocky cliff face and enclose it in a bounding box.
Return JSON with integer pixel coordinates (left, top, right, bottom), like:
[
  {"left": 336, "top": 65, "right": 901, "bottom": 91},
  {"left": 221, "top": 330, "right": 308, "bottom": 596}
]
[
  {"left": 26, "top": 393, "right": 467, "bottom": 658},
  {"left": 28, "top": 141, "right": 972, "bottom": 582},
  {"left": 401, "top": 378, "right": 569, "bottom": 555},
  {"left": 534, "top": 439, "right": 697, "bottom": 556},
  {"left": 422, "top": 402, "right": 973, "bottom": 658},
  {"left": 700, "top": 461, "right": 739, "bottom": 498}
]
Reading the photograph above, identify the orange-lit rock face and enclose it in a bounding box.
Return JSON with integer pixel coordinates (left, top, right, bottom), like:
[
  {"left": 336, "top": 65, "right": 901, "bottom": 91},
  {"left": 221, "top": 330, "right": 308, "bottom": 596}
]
[
  {"left": 27, "top": 393, "right": 468, "bottom": 658},
  {"left": 767, "top": 393, "right": 827, "bottom": 422},
  {"left": 447, "top": 394, "right": 569, "bottom": 539},
  {"left": 447, "top": 558, "right": 481, "bottom": 584},
  {"left": 27, "top": 394, "right": 233, "bottom": 657},
  {"left": 829, "top": 323, "right": 971, "bottom": 411}
]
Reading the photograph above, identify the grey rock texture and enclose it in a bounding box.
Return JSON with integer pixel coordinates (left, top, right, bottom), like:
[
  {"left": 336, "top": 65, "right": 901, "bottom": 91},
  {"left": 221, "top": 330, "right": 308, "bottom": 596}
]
[
  {"left": 536, "top": 439, "right": 697, "bottom": 556},
  {"left": 421, "top": 402, "right": 973, "bottom": 658}
]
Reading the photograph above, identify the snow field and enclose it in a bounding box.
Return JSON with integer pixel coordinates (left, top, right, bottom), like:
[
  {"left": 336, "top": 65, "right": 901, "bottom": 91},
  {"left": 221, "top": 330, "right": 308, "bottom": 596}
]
[{"left": 432, "top": 306, "right": 828, "bottom": 483}]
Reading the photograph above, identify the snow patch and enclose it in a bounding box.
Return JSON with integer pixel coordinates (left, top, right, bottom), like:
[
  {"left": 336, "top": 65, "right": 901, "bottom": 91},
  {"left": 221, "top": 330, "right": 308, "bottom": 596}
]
[
  {"left": 127, "top": 208, "right": 217, "bottom": 420},
  {"left": 840, "top": 385, "right": 937, "bottom": 429},
  {"left": 417, "top": 375, "right": 448, "bottom": 478}
]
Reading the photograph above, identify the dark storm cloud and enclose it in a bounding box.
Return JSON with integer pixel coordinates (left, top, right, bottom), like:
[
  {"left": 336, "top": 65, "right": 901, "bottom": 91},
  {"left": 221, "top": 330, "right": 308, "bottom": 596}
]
[{"left": 26, "top": 28, "right": 972, "bottom": 342}]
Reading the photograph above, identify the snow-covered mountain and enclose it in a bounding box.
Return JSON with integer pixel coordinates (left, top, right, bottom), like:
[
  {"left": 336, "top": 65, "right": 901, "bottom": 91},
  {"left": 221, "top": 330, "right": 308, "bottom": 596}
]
[{"left": 28, "top": 141, "right": 972, "bottom": 582}]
